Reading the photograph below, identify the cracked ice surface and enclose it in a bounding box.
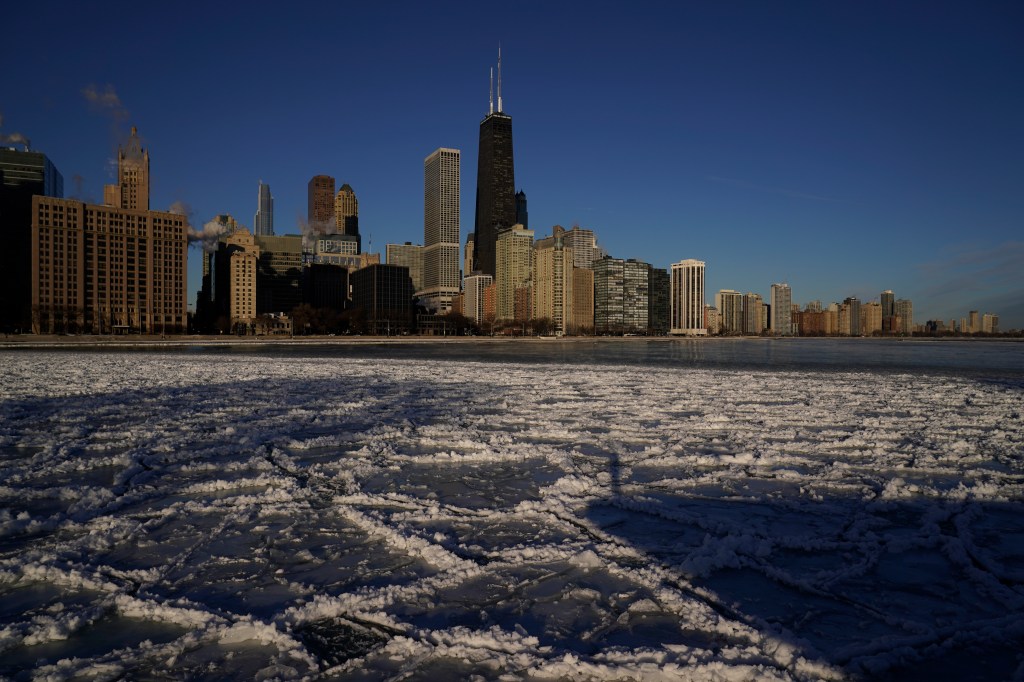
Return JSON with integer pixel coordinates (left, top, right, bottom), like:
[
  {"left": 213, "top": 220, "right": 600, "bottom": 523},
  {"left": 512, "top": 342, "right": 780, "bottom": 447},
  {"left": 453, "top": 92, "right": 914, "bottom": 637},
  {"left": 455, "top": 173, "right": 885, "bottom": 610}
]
[{"left": 0, "top": 346, "right": 1023, "bottom": 680}]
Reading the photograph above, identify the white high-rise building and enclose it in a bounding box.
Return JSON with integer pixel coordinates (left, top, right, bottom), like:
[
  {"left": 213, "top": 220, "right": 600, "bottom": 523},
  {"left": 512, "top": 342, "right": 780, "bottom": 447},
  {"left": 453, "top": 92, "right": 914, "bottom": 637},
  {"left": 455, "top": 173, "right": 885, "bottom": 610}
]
[
  {"left": 422, "top": 148, "right": 460, "bottom": 312},
  {"left": 464, "top": 274, "right": 493, "bottom": 323},
  {"left": 254, "top": 181, "right": 274, "bottom": 236},
  {"left": 770, "top": 282, "right": 793, "bottom": 335},
  {"left": 670, "top": 259, "right": 706, "bottom": 335}
]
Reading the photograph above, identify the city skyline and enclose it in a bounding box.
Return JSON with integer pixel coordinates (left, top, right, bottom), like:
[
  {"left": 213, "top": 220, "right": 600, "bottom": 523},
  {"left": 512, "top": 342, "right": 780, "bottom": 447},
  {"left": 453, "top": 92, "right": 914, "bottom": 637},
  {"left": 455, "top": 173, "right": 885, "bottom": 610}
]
[{"left": 3, "top": 2, "right": 1022, "bottom": 327}]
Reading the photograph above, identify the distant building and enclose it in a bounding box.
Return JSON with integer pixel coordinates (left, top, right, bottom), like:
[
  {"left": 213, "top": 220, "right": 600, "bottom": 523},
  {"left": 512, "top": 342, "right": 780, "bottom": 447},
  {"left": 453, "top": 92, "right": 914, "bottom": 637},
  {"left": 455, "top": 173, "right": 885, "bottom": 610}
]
[
  {"left": 704, "top": 305, "right": 721, "bottom": 335},
  {"left": 307, "top": 175, "right": 335, "bottom": 230},
  {"left": 622, "top": 259, "right": 649, "bottom": 333},
  {"left": 0, "top": 146, "right": 63, "bottom": 331},
  {"left": 495, "top": 223, "right": 533, "bottom": 321},
  {"left": 561, "top": 225, "right": 603, "bottom": 269},
  {"left": 463, "top": 233, "right": 475, "bottom": 280},
  {"left": 860, "top": 301, "right": 882, "bottom": 335},
  {"left": 843, "top": 297, "right": 861, "bottom": 336},
  {"left": 880, "top": 289, "right": 894, "bottom": 331},
  {"left": 334, "top": 183, "right": 359, "bottom": 239},
  {"left": 982, "top": 313, "right": 999, "bottom": 333},
  {"left": 743, "top": 292, "right": 764, "bottom": 335},
  {"left": 533, "top": 226, "right": 574, "bottom": 335},
  {"left": 593, "top": 257, "right": 624, "bottom": 334},
  {"left": 648, "top": 267, "right": 670, "bottom": 335},
  {"left": 212, "top": 229, "right": 260, "bottom": 332},
  {"left": 103, "top": 127, "right": 148, "bottom": 210},
  {"left": 770, "top": 283, "right": 793, "bottom": 335},
  {"left": 670, "top": 259, "right": 705, "bottom": 335},
  {"left": 304, "top": 263, "right": 348, "bottom": 311},
  {"left": 515, "top": 190, "right": 528, "bottom": 229},
  {"left": 572, "top": 267, "right": 595, "bottom": 334},
  {"left": 254, "top": 181, "right": 274, "bottom": 236},
  {"left": 473, "top": 49, "right": 516, "bottom": 277},
  {"left": 464, "top": 273, "right": 493, "bottom": 324},
  {"left": 715, "top": 289, "right": 743, "bottom": 334},
  {"left": 350, "top": 264, "right": 414, "bottom": 334},
  {"left": 387, "top": 242, "right": 425, "bottom": 293},
  {"left": 31, "top": 128, "right": 186, "bottom": 335},
  {"left": 255, "top": 234, "right": 304, "bottom": 314},
  {"left": 421, "top": 148, "right": 460, "bottom": 312},
  {"left": 969, "top": 310, "right": 980, "bottom": 334}
]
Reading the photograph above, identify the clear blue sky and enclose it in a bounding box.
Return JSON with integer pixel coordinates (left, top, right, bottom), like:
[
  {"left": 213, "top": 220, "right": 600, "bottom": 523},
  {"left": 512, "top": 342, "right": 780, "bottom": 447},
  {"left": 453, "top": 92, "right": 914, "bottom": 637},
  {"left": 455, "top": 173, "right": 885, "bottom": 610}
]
[{"left": 4, "top": 1, "right": 1022, "bottom": 327}]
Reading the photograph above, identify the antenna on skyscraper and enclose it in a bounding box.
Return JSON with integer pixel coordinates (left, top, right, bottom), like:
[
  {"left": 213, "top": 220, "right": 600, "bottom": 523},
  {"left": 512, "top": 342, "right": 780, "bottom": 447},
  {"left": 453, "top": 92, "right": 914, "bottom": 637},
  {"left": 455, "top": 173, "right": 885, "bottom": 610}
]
[
  {"left": 489, "top": 67, "right": 494, "bottom": 115},
  {"left": 497, "top": 44, "right": 503, "bottom": 112}
]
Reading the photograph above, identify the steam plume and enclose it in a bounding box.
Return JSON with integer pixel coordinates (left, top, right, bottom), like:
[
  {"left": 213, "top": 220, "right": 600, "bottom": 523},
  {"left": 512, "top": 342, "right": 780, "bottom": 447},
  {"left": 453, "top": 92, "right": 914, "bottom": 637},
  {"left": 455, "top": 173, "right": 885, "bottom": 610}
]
[
  {"left": 82, "top": 84, "right": 130, "bottom": 122},
  {"left": 187, "top": 215, "right": 237, "bottom": 253}
]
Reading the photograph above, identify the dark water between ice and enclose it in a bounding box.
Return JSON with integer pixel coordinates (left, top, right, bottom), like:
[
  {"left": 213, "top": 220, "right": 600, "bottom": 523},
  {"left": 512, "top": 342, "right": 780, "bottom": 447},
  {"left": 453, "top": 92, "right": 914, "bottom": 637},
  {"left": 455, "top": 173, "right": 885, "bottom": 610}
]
[{"left": 171, "top": 338, "right": 1024, "bottom": 379}]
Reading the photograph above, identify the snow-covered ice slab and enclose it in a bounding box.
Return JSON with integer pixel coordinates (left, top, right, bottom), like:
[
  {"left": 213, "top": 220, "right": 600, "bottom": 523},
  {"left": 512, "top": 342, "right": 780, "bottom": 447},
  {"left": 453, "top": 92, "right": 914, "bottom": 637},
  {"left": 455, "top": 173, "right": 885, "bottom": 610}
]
[{"left": 1, "top": 348, "right": 1022, "bottom": 680}]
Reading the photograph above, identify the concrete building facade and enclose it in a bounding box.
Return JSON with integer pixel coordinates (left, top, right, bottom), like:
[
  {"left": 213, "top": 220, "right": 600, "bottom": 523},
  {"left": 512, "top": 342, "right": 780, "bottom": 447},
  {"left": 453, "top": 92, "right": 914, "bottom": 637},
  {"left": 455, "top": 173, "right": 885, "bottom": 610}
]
[
  {"left": 387, "top": 242, "right": 425, "bottom": 293},
  {"left": 495, "top": 223, "right": 533, "bottom": 321}
]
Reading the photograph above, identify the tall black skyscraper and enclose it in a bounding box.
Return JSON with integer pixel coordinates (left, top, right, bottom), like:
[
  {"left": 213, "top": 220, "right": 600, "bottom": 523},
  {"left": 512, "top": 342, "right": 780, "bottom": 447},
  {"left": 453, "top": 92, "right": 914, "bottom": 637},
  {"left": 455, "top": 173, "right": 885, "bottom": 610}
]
[
  {"left": 473, "top": 48, "right": 516, "bottom": 277},
  {"left": 515, "top": 190, "right": 528, "bottom": 230}
]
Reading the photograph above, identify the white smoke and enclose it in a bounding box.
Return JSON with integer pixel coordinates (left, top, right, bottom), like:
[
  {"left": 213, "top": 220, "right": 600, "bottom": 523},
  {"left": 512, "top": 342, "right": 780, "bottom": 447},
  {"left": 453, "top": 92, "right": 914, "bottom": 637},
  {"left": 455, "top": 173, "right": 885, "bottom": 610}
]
[
  {"left": 187, "top": 216, "right": 236, "bottom": 253},
  {"left": 82, "top": 84, "right": 130, "bottom": 123}
]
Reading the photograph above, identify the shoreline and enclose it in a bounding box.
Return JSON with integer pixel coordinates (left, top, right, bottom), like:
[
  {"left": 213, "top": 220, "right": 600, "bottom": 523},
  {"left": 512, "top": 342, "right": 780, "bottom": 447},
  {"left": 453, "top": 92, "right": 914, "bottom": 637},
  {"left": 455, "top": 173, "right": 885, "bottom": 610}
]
[{"left": 1, "top": 334, "right": 1021, "bottom": 351}]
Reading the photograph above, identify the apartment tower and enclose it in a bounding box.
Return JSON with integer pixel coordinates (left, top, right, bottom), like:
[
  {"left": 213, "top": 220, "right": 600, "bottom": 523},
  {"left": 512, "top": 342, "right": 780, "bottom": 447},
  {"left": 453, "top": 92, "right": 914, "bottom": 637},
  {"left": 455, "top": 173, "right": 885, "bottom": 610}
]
[
  {"left": 307, "top": 175, "right": 335, "bottom": 230},
  {"left": 671, "top": 259, "right": 705, "bottom": 335}
]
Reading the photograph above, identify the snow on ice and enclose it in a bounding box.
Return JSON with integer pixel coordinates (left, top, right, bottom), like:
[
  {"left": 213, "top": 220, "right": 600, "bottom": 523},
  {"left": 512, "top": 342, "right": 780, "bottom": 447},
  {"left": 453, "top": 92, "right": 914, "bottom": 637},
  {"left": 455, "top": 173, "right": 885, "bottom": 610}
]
[{"left": 0, "top": 348, "right": 1022, "bottom": 680}]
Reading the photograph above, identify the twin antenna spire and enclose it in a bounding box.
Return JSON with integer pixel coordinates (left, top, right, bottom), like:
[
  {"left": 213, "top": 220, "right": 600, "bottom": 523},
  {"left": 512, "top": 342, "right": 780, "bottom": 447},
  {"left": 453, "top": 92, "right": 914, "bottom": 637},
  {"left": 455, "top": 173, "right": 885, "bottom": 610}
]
[{"left": 488, "top": 45, "right": 503, "bottom": 115}]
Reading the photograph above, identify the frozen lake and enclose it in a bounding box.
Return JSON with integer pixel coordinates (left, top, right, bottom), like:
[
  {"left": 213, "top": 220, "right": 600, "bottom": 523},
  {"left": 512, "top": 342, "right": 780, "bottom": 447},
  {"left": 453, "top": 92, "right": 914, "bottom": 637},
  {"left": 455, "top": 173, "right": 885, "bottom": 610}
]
[{"left": 1, "top": 340, "right": 1022, "bottom": 680}]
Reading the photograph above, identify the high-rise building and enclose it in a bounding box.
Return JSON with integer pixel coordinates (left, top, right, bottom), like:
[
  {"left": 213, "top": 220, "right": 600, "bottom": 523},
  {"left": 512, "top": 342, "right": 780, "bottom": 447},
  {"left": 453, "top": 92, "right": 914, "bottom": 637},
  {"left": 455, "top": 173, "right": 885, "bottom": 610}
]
[
  {"left": 670, "top": 259, "right": 705, "bottom": 335},
  {"left": 533, "top": 226, "right": 574, "bottom": 335},
  {"left": 770, "top": 283, "right": 793, "bottom": 335},
  {"left": 880, "top": 289, "right": 896, "bottom": 333},
  {"left": 307, "top": 175, "right": 335, "bottom": 230},
  {"left": 386, "top": 242, "right": 425, "bottom": 293},
  {"left": 254, "top": 181, "right": 274, "bottom": 236},
  {"left": 593, "top": 257, "right": 624, "bottom": 334},
  {"left": 860, "top": 301, "right": 882, "bottom": 335},
  {"left": 843, "top": 297, "right": 861, "bottom": 336},
  {"left": 715, "top": 289, "right": 743, "bottom": 334},
  {"left": 464, "top": 273, "right": 493, "bottom": 324},
  {"left": 704, "top": 306, "right": 721, "bottom": 335},
  {"left": 743, "top": 293, "right": 764, "bottom": 335},
  {"left": 103, "top": 127, "right": 148, "bottom": 210},
  {"left": 464, "top": 233, "right": 475, "bottom": 278},
  {"left": 422, "top": 148, "right": 460, "bottom": 312},
  {"left": 982, "top": 313, "right": 999, "bottom": 333},
  {"left": 895, "top": 299, "right": 913, "bottom": 335},
  {"left": 1, "top": 147, "right": 63, "bottom": 332},
  {"left": 32, "top": 129, "right": 186, "bottom": 334},
  {"left": 648, "top": 267, "right": 670, "bottom": 335},
  {"left": 572, "top": 267, "right": 594, "bottom": 334},
  {"left": 515, "top": 190, "right": 528, "bottom": 229},
  {"left": 473, "top": 49, "right": 516, "bottom": 277},
  {"left": 495, "top": 223, "right": 533, "bottom": 321},
  {"left": 334, "top": 183, "right": 359, "bottom": 248},
  {"left": 255, "top": 234, "right": 304, "bottom": 314},
  {"left": 623, "top": 259, "right": 649, "bottom": 333},
  {"left": 33, "top": 198, "right": 187, "bottom": 334},
  {"left": 968, "top": 310, "right": 980, "bottom": 334},
  {"left": 212, "top": 229, "right": 260, "bottom": 332},
  {"left": 562, "top": 226, "right": 603, "bottom": 270}
]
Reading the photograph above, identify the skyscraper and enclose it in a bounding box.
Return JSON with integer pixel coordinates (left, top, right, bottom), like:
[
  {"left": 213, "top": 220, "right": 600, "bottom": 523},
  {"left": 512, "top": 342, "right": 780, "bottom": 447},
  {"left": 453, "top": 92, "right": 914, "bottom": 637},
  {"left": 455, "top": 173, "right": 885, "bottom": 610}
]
[
  {"left": 562, "top": 226, "right": 603, "bottom": 270},
  {"left": 671, "top": 259, "right": 706, "bottom": 335},
  {"left": 386, "top": 242, "right": 425, "bottom": 293},
  {"left": 843, "top": 297, "right": 861, "bottom": 336},
  {"left": 307, "top": 175, "right": 335, "bottom": 230},
  {"left": 473, "top": 48, "right": 516, "bottom": 277},
  {"left": 422, "top": 148, "right": 460, "bottom": 312},
  {"left": 715, "top": 289, "right": 743, "bottom": 334},
  {"left": 334, "top": 183, "right": 359, "bottom": 241},
  {"left": 103, "top": 127, "right": 148, "bottom": 210},
  {"left": 770, "top": 283, "right": 792, "bottom": 335},
  {"left": 515, "top": 190, "right": 528, "bottom": 229},
  {"left": 254, "top": 181, "right": 274, "bottom": 236}
]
